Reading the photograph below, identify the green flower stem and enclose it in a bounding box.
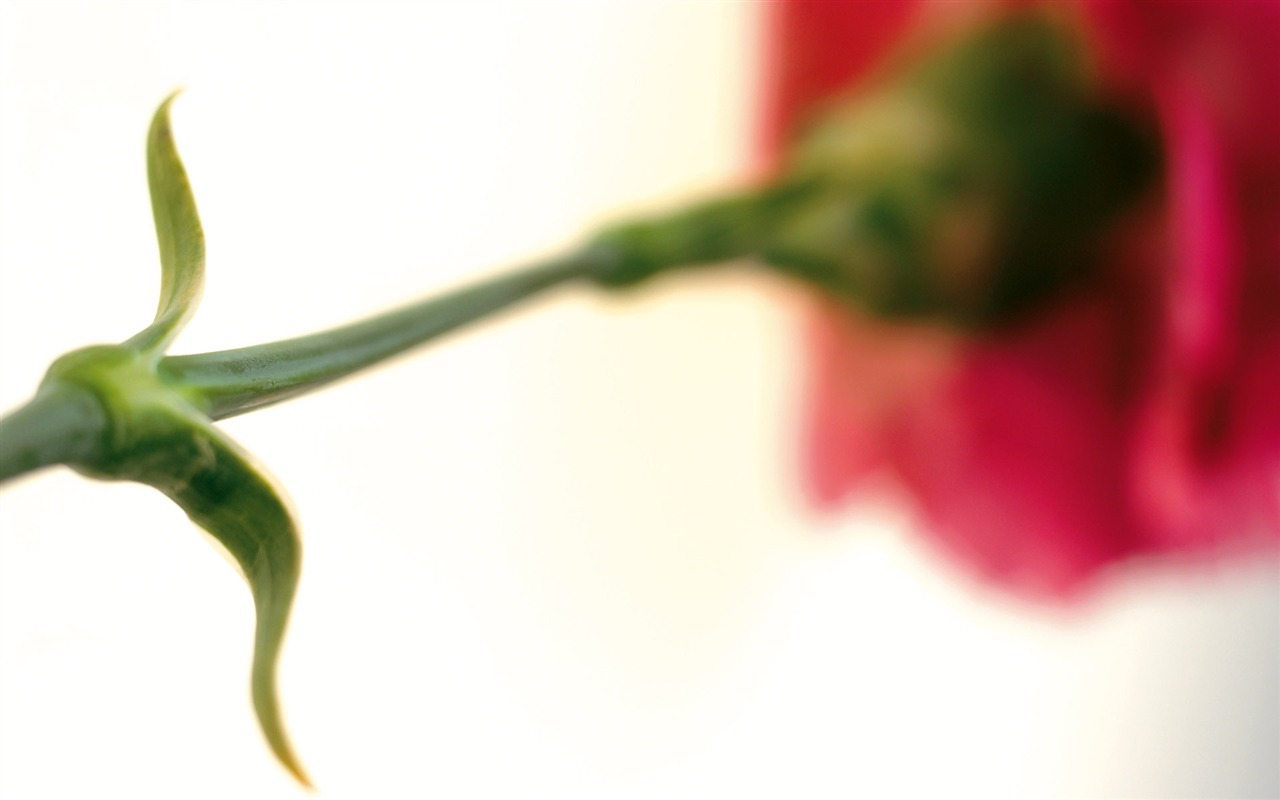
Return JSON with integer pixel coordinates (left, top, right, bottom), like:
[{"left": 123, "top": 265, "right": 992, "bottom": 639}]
[
  {"left": 0, "top": 382, "right": 108, "bottom": 484},
  {"left": 160, "top": 249, "right": 613, "bottom": 421},
  {"left": 0, "top": 252, "right": 606, "bottom": 489},
  {"left": 0, "top": 179, "right": 765, "bottom": 485}
]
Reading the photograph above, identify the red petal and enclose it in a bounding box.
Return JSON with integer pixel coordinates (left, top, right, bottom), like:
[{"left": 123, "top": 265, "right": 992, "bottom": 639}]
[
  {"left": 896, "top": 301, "right": 1143, "bottom": 599},
  {"left": 802, "top": 300, "right": 958, "bottom": 508},
  {"left": 757, "top": 0, "right": 919, "bottom": 166}
]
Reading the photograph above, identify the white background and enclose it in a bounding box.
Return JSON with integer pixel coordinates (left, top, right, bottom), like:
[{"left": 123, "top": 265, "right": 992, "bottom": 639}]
[{"left": 1, "top": 3, "right": 1276, "bottom": 798}]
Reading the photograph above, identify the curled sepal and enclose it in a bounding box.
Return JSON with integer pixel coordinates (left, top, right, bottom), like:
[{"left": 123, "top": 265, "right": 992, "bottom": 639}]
[
  {"left": 150, "top": 419, "right": 309, "bottom": 787},
  {"left": 125, "top": 91, "right": 206, "bottom": 355},
  {"left": 42, "top": 346, "right": 309, "bottom": 784}
]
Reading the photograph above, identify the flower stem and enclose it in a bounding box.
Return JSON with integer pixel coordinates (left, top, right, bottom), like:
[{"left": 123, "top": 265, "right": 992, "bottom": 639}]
[
  {"left": 0, "top": 383, "right": 108, "bottom": 485},
  {"left": 1, "top": 187, "right": 766, "bottom": 484},
  {"left": 160, "top": 249, "right": 612, "bottom": 420}
]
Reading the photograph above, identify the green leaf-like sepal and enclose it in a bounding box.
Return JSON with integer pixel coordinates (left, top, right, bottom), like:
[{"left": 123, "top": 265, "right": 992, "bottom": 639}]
[
  {"left": 42, "top": 345, "right": 309, "bottom": 785},
  {"left": 125, "top": 91, "right": 205, "bottom": 354},
  {"left": 154, "top": 418, "right": 309, "bottom": 787},
  {"left": 19, "top": 90, "right": 309, "bottom": 780}
]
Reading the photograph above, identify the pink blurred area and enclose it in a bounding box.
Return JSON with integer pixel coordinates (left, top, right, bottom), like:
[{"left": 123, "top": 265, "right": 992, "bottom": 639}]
[{"left": 764, "top": 0, "right": 1280, "bottom": 600}]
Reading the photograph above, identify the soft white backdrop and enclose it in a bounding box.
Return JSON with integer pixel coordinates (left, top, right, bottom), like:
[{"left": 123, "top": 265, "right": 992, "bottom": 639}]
[{"left": 1, "top": 3, "right": 1276, "bottom": 798}]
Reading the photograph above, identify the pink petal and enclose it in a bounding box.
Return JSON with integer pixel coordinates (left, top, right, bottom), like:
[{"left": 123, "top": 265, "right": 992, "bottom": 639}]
[
  {"left": 757, "top": 0, "right": 920, "bottom": 169},
  {"left": 802, "top": 301, "right": 958, "bottom": 508},
  {"left": 895, "top": 301, "right": 1143, "bottom": 599},
  {"left": 1128, "top": 79, "right": 1239, "bottom": 535}
]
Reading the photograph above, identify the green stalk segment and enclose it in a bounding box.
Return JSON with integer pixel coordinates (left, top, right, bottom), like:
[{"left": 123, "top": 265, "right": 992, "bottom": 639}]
[
  {"left": 0, "top": 382, "right": 107, "bottom": 484},
  {"left": 161, "top": 253, "right": 604, "bottom": 421}
]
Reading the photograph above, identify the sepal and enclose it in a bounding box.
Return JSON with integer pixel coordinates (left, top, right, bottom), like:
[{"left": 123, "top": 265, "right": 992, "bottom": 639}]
[
  {"left": 125, "top": 91, "right": 206, "bottom": 355},
  {"left": 41, "top": 344, "right": 309, "bottom": 785}
]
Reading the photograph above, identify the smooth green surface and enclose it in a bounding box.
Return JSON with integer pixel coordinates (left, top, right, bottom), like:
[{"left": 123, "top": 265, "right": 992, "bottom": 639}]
[
  {"left": 0, "top": 381, "right": 107, "bottom": 484},
  {"left": 142, "top": 414, "right": 307, "bottom": 787},
  {"left": 126, "top": 91, "right": 206, "bottom": 355},
  {"left": 163, "top": 254, "right": 601, "bottom": 421}
]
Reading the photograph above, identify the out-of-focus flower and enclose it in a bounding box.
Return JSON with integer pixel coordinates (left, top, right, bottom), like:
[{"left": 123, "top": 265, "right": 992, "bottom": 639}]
[{"left": 764, "top": 0, "right": 1280, "bottom": 599}]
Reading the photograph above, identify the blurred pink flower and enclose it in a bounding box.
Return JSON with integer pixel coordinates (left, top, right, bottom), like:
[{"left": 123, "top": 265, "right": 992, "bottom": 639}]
[{"left": 763, "top": 0, "right": 1280, "bottom": 599}]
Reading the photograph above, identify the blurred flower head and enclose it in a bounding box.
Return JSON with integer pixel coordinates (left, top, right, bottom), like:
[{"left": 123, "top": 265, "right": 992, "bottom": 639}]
[{"left": 764, "top": 0, "right": 1280, "bottom": 599}]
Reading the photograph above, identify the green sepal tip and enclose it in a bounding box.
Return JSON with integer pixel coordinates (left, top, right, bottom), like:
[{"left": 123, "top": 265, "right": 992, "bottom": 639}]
[{"left": 125, "top": 90, "right": 206, "bottom": 355}]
